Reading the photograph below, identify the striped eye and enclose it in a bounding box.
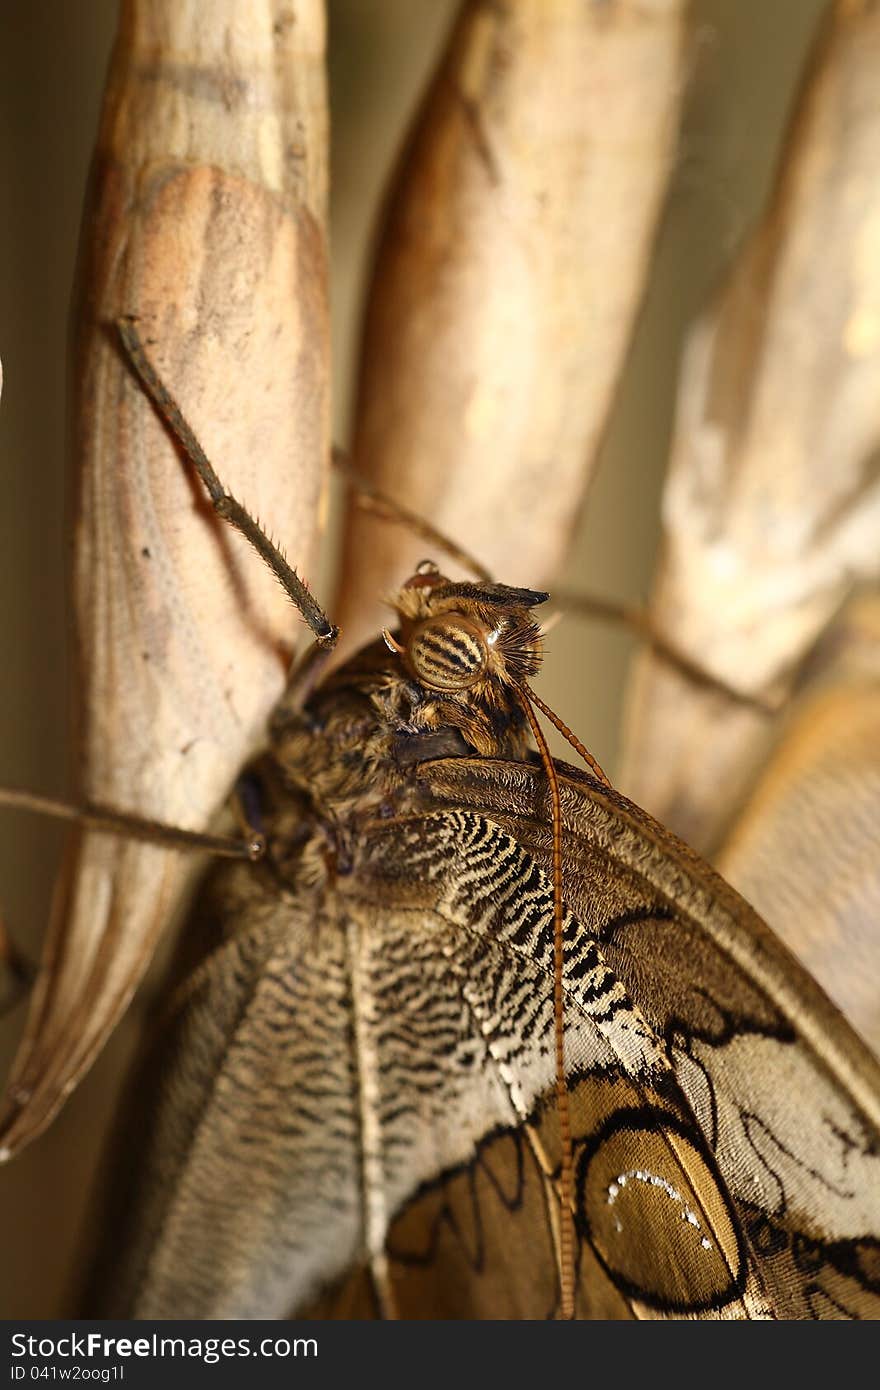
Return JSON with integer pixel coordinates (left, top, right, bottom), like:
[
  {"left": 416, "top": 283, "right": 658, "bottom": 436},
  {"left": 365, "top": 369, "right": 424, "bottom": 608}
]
[{"left": 407, "top": 616, "right": 489, "bottom": 691}]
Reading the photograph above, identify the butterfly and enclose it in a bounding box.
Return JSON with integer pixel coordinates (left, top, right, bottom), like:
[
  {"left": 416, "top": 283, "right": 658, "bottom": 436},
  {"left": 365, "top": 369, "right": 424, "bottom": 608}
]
[
  {"left": 65, "top": 326, "right": 880, "bottom": 1321},
  {"left": 3, "top": 0, "right": 879, "bottom": 1324}
]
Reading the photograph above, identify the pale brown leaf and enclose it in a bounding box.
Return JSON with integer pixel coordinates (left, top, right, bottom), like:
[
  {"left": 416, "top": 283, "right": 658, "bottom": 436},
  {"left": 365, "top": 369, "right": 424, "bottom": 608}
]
[
  {"left": 336, "top": 0, "right": 690, "bottom": 655},
  {"left": 0, "top": 0, "right": 330, "bottom": 1157},
  {"left": 718, "top": 594, "right": 880, "bottom": 1057},
  {"left": 620, "top": 0, "right": 880, "bottom": 849}
]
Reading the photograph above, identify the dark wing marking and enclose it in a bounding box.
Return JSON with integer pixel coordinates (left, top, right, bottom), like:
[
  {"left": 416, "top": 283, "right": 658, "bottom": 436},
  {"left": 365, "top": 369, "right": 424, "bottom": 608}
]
[
  {"left": 328, "top": 810, "right": 765, "bottom": 1319},
  {"left": 84, "top": 862, "right": 363, "bottom": 1319},
  {"left": 401, "top": 758, "right": 880, "bottom": 1318},
  {"left": 88, "top": 756, "right": 880, "bottom": 1320}
]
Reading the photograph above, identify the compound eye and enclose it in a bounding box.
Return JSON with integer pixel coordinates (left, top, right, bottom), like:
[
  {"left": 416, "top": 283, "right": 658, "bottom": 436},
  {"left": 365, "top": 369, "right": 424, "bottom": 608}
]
[{"left": 407, "top": 616, "right": 489, "bottom": 692}]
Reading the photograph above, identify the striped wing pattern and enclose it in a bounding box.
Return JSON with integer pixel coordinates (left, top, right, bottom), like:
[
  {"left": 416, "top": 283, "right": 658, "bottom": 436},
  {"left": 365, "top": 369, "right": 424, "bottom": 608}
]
[{"left": 90, "top": 758, "right": 880, "bottom": 1319}]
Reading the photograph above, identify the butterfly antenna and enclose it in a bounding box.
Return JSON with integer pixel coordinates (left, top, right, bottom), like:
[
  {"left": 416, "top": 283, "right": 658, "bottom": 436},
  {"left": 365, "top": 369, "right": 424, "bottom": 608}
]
[
  {"left": 516, "top": 689, "right": 576, "bottom": 1320},
  {"left": 332, "top": 448, "right": 493, "bottom": 583},
  {"left": 522, "top": 682, "right": 612, "bottom": 788}
]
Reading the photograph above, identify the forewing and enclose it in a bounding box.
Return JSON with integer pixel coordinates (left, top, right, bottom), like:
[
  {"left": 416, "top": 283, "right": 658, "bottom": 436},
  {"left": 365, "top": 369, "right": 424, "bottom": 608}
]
[
  {"left": 308, "top": 810, "right": 764, "bottom": 1320},
  {"left": 89, "top": 759, "right": 880, "bottom": 1319},
  {"left": 398, "top": 758, "right": 880, "bottom": 1319}
]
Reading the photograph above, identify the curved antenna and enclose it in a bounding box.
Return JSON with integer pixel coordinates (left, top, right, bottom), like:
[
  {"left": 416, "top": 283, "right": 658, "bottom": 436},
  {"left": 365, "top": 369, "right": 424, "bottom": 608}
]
[
  {"left": 332, "top": 449, "right": 492, "bottom": 583},
  {"left": 514, "top": 676, "right": 619, "bottom": 1318},
  {"left": 522, "top": 682, "right": 612, "bottom": 787},
  {"left": 515, "top": 686, "right": 576, "bottom": 1321}
]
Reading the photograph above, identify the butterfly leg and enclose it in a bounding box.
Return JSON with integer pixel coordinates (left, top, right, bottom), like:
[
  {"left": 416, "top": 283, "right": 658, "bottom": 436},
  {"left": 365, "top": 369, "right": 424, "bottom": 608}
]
[
  {"left": 117, "top": 318, "right": 339, "bottom": 650},
  {"left": 0, "top": 787, "right": 263, "bottom": 861},
  {"left": 332, "top": 447, "right": 492, "bottom": 582},
  {"left": 550, "top": 591, "right": 780, "bottom": 715}
]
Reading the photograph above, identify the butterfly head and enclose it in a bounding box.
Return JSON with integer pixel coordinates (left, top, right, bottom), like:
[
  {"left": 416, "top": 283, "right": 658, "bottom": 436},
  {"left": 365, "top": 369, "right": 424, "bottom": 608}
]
[{"left": 383, "top": 560, "right": 547, "bottom": 703}]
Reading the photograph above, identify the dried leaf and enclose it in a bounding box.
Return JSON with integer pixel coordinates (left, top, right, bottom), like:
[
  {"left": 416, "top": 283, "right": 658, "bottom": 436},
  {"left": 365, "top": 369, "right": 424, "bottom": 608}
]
[
  {"left": 620, "top": 0, "right": 880, "bottom": 849},
  {"left": 0, "top": 0, "right": 330, "bottom": 1157},
  {"left": 337, "top": 0, "right": 689, "bottom": 653},
  {"left": 719, "top": 594, "right": 880, "bottom": 1057}
]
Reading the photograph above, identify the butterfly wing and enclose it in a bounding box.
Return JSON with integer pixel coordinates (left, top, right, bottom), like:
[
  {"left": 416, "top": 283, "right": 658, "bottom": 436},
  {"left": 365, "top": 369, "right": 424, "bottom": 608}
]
[
  {"left": 399, "top": 755, "right": 880, "bottom": 1319},
  {"left": 87, "top": 756, "right": 880, "bottom": 1319},
  {"left": 88, "top": 840, "right": 638, "bottom": 1319},
  {"left": 320, "top": 806, "right": 756, "bottom": 1319},
  {"left": 84, "top": 862, "right": 365, "bottom": 1319}
]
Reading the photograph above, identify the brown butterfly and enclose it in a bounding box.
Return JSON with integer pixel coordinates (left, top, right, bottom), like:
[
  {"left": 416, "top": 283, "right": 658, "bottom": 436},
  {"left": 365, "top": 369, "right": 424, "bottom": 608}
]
[
  {"left": 69, "top": 326, "right": 880, "bottom": 1321},
  {"left": 1, "top": 0, "right": 873, "bottom": 1323}
]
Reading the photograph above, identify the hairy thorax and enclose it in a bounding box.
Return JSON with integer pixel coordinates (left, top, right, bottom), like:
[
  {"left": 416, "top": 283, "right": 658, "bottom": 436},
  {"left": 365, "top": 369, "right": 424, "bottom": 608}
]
[{"left": 236, "top": 572, "right": 548, "bottom": 897}]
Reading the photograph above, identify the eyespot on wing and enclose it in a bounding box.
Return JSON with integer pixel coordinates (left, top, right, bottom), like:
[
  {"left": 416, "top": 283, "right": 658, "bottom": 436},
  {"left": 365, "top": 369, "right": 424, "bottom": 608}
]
[{"left": 577, "top": 1108, "right": 746, "bottom": 1314}]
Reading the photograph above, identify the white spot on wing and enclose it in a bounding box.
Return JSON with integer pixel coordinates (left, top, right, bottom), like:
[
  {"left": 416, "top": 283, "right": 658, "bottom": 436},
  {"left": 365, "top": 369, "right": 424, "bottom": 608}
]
[{"left": 606, "top": 1168, "right": 714, "bottom": 1253}]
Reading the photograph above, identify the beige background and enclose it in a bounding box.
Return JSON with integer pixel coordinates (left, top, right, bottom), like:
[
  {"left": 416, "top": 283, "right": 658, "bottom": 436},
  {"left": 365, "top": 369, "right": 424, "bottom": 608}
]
[{"left": 0, "top": 0, "right": 826, "bottom": 1318}]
